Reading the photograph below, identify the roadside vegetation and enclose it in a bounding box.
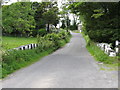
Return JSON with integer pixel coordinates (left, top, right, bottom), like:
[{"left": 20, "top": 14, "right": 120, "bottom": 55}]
[
  {"left": 1, "top": 2, "right": 72, "bottom": 79},
  {"left": 2, "top": 31, "right": 71, "bottom": 78},
  {"left": 2, "top": 2, "right": 59, "bottom": 37},
  {"left": 68, "top": 2, "right": 120, "bottom": 66},
  {"left": 2, "top": 1, "right": 120, "bottom": 79},
  {"left": 69, "top": 2, "right": 120, "bottom": 47},
  {"left": 81, "top": 32, "right": 119, "bottom": 67}
]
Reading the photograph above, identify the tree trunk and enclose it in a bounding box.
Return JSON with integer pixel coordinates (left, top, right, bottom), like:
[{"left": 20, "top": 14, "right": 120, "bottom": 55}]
[{"left": 47, "top": 23, "right": 50, "bottom": 33}]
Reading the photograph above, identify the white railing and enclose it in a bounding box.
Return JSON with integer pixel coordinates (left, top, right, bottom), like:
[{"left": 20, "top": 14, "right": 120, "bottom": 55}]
[
  {"left": 97, "top": 40, "right": 120, "bottom": 57},
  {"left": 12, "top": 43, "right": 39, "bottom": 50}
]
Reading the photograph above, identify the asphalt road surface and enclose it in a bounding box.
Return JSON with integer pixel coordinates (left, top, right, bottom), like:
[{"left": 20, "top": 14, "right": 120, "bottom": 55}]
[{"left": 2, "top": 32, "right": 118, "bottom": 88}]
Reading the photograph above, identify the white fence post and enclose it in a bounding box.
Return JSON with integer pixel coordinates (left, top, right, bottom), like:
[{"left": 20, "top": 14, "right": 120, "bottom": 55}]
[{"left": 115, "top": 40, "right": 120, "bottom": 55}]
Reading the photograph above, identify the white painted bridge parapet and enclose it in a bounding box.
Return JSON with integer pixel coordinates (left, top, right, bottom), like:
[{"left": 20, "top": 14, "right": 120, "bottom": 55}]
[
  {"left": 13, "top": 43, "right": 39, "bottom": 50},
  {"left": 97, "top": 40, "right": 120, "bottom": 57}
]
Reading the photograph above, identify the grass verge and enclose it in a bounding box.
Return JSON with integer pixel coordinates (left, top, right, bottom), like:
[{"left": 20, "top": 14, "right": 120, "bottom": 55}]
[
  {"left": 2, "top": 48, "right": 55, "bottom": 79},
  {"left": 81, "top": 32, "right": 119, "bottom": 68}
]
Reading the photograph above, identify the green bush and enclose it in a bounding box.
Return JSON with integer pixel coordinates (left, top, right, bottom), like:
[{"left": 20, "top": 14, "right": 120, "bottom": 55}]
[
  {"left": 69, "top": 25, "right": 78, "bottom": 30},
  {"left": 2, "top": 49, "right": 37, "bottom": 78},
  {"left": 37, "top": 37, "right": 55, "bottom": 51},
  {"left": 2, "top": 48, "right": 57, "bottom": 78},
  {"left": 37, "top": 28, "right": 47, "bottom": 36},
  {"left": 87, "top": 29, "right": 119, "bottom": 48},
  {"left": 88, "top": 29, "right": 120, "bottom": 43},
  {"left": 2, "top": 31, "right": 71, "bottom": 78},
  {"left": 38, "top": 31, "right": 71, "bottom": 49},
  {"left": 2, "top": 2, "right": 36, "bottom": 37}
]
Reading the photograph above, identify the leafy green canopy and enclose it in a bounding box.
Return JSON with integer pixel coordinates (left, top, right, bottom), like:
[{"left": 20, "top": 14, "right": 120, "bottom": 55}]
[
  {"left": 34, "top": 2, "right": 59, "bottom": 32},
  {"left": 2, "top": 2, "right": 36, "bottom": 37},
  {"left": 69, "top": 2, "right": 120, "bottom": 45},
  {"left": 2, "top": 2, "right": 60, "bottom": 36}
]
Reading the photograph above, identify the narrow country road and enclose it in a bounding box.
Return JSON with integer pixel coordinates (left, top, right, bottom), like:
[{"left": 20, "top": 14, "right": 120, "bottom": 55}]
[{"left": 2, "top": 32, "right": 118, "bottom": 88}]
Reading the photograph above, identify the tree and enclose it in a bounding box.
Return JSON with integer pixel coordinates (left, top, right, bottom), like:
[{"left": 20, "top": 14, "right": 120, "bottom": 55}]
[
  {"left": 34, "top": 2, "right": 50, "bottom": 30},
  {"left": 66, "top": 16, "right": 71, "bottom": 31},
  {"left": 53, "top": 17, "right": 59, "bottom": 28},
  {"left": 68, "top": 2, "right": 120, "bottom": 46},
  {"left": 60, "top": 2, "right": 71, "bottom": 31},
  {"left": 2, "top": 2, "right": 36, "bottom": 37},
  {"left": 61, "top": 20, "right": 66, "bottom": 29},
  {"left": 34, "top": 2, "right": 59, "bottom": 33},
  {"left": 43, "top": 2, "right": 59, "bottom": 32}
]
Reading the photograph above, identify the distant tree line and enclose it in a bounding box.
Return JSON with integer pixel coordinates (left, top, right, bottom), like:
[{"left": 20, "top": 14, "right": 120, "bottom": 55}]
[
  {"left": 2, "top": 2, "right": 59, "bottom": 37},
  {"left": 68, "top": 2, "right": 120, "bottom": 46}
]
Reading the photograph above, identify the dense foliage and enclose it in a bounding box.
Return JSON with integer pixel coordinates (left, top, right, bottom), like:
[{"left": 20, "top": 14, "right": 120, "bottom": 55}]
[
  {"left": 2, "top": 31, "right": 71, "bottom": 78},
  {"left": 69, "top": 2, "right": 120, "bottom": 46},
  {"left": 34, "top": 2, "right": 59, "bottom": 33},
  {"left": 2, "top": 2, "right": 60, "bottom": 37},
  {"left": 2, "top": 2, "right": 36, "bottom": 37}
]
